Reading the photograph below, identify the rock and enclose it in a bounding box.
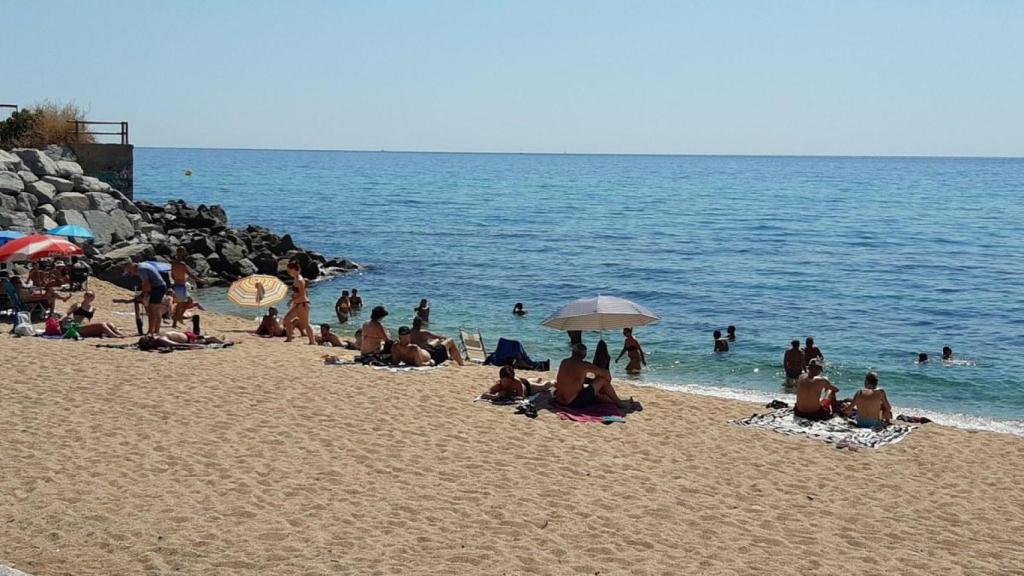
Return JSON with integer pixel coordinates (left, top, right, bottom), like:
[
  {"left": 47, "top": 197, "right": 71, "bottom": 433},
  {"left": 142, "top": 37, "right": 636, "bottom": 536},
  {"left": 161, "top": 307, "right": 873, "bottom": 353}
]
[
  {"left": 86, "top": 192, "right": 121, "bottom": 212},
  {"left": 108, "top": 189, "right": 139, "bottom": 214},
  {"left": 34, "top": 203, "right": 56, "bottom": 218},
  {"left": 41, "top": 176, "right": 74, "bottom": 192},
  {"left": 186, "top": 236, "right": 215, "bottom": 255},
  {"left": 218, "top": 241, "right": 247, "bottom": 264},
  {"left": 25, "top": 180, "right": 57, "bottom": 205},
  {"left": 275, "top": 233, "right": 298, "bottom": 255},
  {"left": 55, "top": 209, "right": 90, "bottom": 229},
  {"left": 84, "top": 209, "right": 135, "bottom": 246},
  {"left": 53, "top": 192, "right": 91, "bottom": 212},
  {"left": 254, "top": 252, "right": 279, "bottom": 275},
  {"left": 43, "top": 144, "right": 77, "bottom": 162},
  {"left": 55, "top": 160, "right": 84, "bottom": 179},
  {"left": 0, "top": 149, "right": 24, "bottom": 171},
  {"left": 205, "top": 252, "right": 224, "bottom": 273},
  {"left": 16, "top": 192, "right": 38, "bottom": 213},
  {"left": 71, "top": 174, "right": 111, "bottom": 193},
  {"left": 0, "top": 209, "right": 34, "bottom": 231},
  {"left": 109, "top": 209, "right": 136, "bottom": 241},
  {"left": 188, "top": 254, "right": 211, "bottom": 277},
  {"left": 13, "top": 148, "right": 60, "bottom": 177},
  {"left": 0, "top": 195, "right": 16, "bottom": 211},
  {"left": 235, "top": 257, "right": 257, "bottom": 277},
  {"left": 17, "top": 170, "right": 38, "bottom": 184},
  {"left": 35, "top": 214, "right": 58, "bottom": 231},
  {"left": 0, "top": 171, "right": 25, "bottom": 195},
  {"left": 103, "top": 243, "right": 155, "bottom": 262}
]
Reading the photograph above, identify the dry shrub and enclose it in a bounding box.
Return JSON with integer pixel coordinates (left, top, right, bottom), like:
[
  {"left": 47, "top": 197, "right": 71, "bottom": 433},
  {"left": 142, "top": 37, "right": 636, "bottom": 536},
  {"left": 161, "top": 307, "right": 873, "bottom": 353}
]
[{"left": 25, "top": 100, "right": 95, "bottom": 147}]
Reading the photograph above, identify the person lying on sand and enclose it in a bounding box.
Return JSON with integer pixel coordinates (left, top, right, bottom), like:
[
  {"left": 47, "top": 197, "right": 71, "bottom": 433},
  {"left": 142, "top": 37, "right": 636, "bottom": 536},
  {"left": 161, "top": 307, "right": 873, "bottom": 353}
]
[
  {"left": 256, "top": 307, "right": 287, "bottom": 337},
  {"left": 846, "top": 372, "right": 892, "bottom": 428},
  {"left": 391, "top": 326, "right": 433, "bottom": 366},
  {"left": 555, "top": 343, "right": 639, "bottom": 410},
  {"left": 316, "top": 323, "right": 344, "bottom": 347},
  {"left": 793, "top": 358, "right": 838, "bottom": 421},
  {"left": 480, "top": 365, "right": 553, "bottom": 401},
  {"left": 65, "top": 291, "right": 127, "bottom": 338},
  {"left": 409, "top": 317, "right": 465, "bottom": 366},
  {"left": 137, "top": 332, "right": 227, "bottom": 351}
]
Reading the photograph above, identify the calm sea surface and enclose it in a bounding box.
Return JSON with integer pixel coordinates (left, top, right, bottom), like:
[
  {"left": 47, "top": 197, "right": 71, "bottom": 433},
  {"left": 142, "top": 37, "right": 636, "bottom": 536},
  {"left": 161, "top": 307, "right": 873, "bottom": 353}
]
[{"left": 135, "top": 149, "right": 1024, "bottom": 434}]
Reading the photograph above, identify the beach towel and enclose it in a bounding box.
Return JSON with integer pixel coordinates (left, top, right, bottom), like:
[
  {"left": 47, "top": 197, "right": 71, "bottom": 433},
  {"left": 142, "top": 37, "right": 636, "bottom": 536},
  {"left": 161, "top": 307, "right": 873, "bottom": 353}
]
[
  {"left": 484, "top": 338, "right": 550, "bottom": 371},
  {"left": 733, "top": 408, "right": 913, "bottom": 449},
  {"left": 370, "top": 364, "right": 440, "bottom": 373},
  {"left": 551, "top": 403, "right": 627, "bottom": 423},
  {"left": 95, "top": 342, "right": 235, "bottom": 351}
]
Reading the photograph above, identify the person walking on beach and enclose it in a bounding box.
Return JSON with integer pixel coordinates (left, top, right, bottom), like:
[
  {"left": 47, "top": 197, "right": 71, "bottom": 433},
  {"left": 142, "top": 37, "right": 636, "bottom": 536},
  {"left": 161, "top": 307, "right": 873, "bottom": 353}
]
[
  {"left": 335, "top": 290, "right": 352, "bottom": 324},
  {"left": 283, "top": 261, "right": 315, "bottom": 344},
  {"left": 414, "top": 298, "right": 430, "bottom": 323},
  {"left": 794, "top": 358, "right": 837, "bottom": 421},
  {"left": 170, "top": 247, "right": 200, "bottom": 329},
  {"left": 615, "top": 327, "right": 647, "bottom": 374},
  {"left": 555, "top": 343, "right": 638, "bottom": 410},
  {"left": 846, "top": 372, "right": 892, "bottom": 428},
  {"left": 714, "top": 330, "right": 729, "bottom": 352},
  {"left": 124, "top": 261, "right": 167, "bottom": 335},
  {"left": 360, "top": 306, "right": 391, "bottom": 354},
  {"left": 783, "top": 340, "right": 804, "bottom": 385},
  {"left": 802, "top": 337, "right": 823, "bottom": 368}
]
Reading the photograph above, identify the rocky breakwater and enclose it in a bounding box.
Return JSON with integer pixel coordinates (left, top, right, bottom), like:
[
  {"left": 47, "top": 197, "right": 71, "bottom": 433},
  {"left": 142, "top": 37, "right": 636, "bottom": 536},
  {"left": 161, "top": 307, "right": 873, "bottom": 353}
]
[{"left": 0, "top": 146, "right": 358, "bottom": 287}]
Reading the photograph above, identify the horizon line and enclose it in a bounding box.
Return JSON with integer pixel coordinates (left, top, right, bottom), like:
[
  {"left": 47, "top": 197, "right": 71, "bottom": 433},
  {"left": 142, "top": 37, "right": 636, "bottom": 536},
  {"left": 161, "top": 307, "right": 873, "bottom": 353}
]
[{"left": 131, "top": 145, "right": 1024, "bottom": 161}]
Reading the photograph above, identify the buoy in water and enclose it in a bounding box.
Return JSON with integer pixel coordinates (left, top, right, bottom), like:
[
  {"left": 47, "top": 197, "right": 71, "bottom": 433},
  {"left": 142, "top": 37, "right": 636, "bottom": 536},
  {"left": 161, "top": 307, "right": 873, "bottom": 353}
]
[{"left": 184, "top": 170, "right": 192, "bottom": 176}]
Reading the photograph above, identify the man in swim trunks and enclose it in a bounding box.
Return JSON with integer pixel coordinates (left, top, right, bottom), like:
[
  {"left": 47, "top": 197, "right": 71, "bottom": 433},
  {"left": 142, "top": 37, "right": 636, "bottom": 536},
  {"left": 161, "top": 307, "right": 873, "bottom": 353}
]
[
  {"left": 846, "top": 372, "right": 892, "bottom": 428},
  {"left": 360, "top": 306, "right": 391, "bottom": 355},
  {"left": 555, "top": 343, "right": 633, "bottom": 409},
  {"left": 316, "top": 323, "right": 344, "bottom": 347},
  {"left": 794, "top": 358, "right": 838, "bottom": 421},
  {"left": 409, "top": 317, "right": 465, "bottom": 366},
  {"left": 170, "top": 247, "right": 200, "bottom": 328},
  {"left": 783, "top": 339, "right": 804, "bottom": 385},
  {"left": 803, "top": 337, "right": 823, "bottom": 368},
  {"left": 124, "top": 261, "right": 168, "bottom": 335},
  {"left": 391, "top": 326, "right": 433, "bottom": 366}
]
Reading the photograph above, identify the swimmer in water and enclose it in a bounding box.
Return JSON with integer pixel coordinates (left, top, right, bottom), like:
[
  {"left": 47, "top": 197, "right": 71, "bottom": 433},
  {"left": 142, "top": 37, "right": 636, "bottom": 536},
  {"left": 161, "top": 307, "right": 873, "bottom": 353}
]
[{"left": 917, "top": 352, "right": 929, "bottom": 364}]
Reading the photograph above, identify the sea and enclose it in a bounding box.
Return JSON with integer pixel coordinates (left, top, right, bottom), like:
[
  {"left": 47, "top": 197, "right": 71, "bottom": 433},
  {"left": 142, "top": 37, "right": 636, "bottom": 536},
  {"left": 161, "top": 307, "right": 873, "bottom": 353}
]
[{"left": 135, "top": 148, "right": 1024, "bottom": 436}]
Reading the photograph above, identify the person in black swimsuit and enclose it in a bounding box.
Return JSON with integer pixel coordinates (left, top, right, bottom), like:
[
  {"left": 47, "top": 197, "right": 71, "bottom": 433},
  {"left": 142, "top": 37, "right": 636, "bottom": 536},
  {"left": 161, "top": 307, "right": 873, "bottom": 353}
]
[
  {"left": 66, "top": 292, "right": 127, "bottom": 338},
  {"left": 615, "top": 327, "right": 647, "bottom": 374}
]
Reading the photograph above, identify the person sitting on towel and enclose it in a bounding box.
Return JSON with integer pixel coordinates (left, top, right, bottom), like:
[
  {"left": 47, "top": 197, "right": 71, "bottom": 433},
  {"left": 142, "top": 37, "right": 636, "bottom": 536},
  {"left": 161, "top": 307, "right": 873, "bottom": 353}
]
[
  {"left": 316, "top": 323, "right": 344, "bottom": 347},
  {"left": 481, "top": 365, "right": 553, "bottom": 401},
  {"left": 793, "top": 358, "right": 838, "bottom": 421},
  {"left": 256, "top": 307, "right": 287, "bottom": 337},
  {"left": 846, "top": 372, "right": 892, "bottom": 428},
  {"left": 391, "top": 326, "right": 433, "bottom": 366},
  {"left": 555, "top": 343, "right": 637, "bottom": 410},
  {"left": 409, "top": 317, "right": 465, "bottom": 366},
  {"left": 360, "top": 306, "right": 391, "bottom": 354}
]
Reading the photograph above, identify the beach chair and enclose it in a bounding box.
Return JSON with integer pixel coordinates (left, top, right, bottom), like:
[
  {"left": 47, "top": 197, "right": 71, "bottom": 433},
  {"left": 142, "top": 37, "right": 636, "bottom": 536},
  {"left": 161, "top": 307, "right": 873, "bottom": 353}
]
[
  {"left": 459, "top": 328, "right": 488, "bottom": 364},
  {"left": 1, "top": 277, "right": 47, "bottom": 320}
]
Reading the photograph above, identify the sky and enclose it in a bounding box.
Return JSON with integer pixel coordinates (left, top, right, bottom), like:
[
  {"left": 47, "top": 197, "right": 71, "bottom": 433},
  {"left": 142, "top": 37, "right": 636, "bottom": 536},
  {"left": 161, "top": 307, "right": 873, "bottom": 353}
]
[{"left": 3, "top": 1, "right": 1022, "bottom": 156}]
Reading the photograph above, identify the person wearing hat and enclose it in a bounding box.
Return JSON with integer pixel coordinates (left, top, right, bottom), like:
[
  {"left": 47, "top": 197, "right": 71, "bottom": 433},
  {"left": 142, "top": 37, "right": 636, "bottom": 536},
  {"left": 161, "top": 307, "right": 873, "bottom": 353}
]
[
  {"left": 794, "top": 358, "right": 838, "bottom": 421},
  {"left": 359, "top": 305, "right": 391, "bottom": 355}
]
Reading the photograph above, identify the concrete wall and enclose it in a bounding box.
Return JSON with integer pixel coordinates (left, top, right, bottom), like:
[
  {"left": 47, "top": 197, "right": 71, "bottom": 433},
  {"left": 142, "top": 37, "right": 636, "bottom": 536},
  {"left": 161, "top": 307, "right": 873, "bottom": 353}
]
[{"left": 68, "top": 143, "right": 134, "bottom": 199}]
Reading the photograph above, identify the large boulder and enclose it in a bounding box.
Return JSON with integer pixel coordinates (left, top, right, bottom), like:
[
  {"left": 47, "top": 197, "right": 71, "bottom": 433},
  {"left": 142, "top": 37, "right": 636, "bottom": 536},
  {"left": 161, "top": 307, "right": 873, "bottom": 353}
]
[
  {"left": 15, "top": 192, "right": 37, "bottom": 213},
  {"left": 102, "top": 243, "right": 155, "bottom": 262},
  {"left": 55, "top": 209, "right": 90, "bottom": 229},
  {"left": 71, "top": 174, "right": 111, "bottom": 193},
  {"left": 43, "top": 145, "right": 76, "bottom": 162},
  {"left": 41, "top": 176, "right": 74, "bottom": 192},
  {"left": 34, "top": 203, "right": 56, "bottom": 218},
  {"left": 0, "top": 149, "right": 24, "bottom": 171},
  {"left": 187, "top": 254, "right": 211, "bottom": 277},
  {"left": 53, "top": 192, "right": 91, "bottom": 212},
  {"left": 86, "top": 192, "right": 121, "bottom": 212},
  {"left": 186, "top": 236, "right": 215, "bottom": 255},
  {"left": 108, "top": 189, "right": 139, "bottom": 214},
  {"left": 218, "top": 241, "right": 247, "bottom": 264},
  {"left": 254, "top": 252, "right": 279, "bottom": 275},
  {"left": 35, "top": 214, "right": 58, "bottom": 231},
  {"left": 25, "top": 180, "right": 57, "bottom": 205},
  {"left": 55, "top": 160, "right": 84, "bottom": 179},
  {"left": 234, "top": 258, "right": 257, "bottom": 277},
  {"left": 108, "top": 209, "right": 136, "bottom": 241},
  {"left": 0, "top": 195, "right": 16, "bottom": 211},
  {"left": 17, "top": 170, "right": 38, "bottom": 184},
  {"left": 0, "top": 209, "right": 34, "bottom": 231},
  {"left": 12, "top": 149, "right": 59, "bottom": 177},
  {"left": 83, "top": 210, "right": 116, "bottom": 246},
  {"left": 0, "top": 171, "right": 25, "bottom": 195}
]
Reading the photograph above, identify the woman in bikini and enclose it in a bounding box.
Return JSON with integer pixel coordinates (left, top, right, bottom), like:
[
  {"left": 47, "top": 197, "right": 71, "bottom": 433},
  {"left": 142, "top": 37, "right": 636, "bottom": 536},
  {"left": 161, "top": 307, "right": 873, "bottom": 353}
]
[
  {"left": 283, "top": 261, "right": 316, "bottom": 344},
  {"left": 66, "top": 291, "right": 127, "bottom": 338},
  {"left": 615, "top": 327, "right": 647, "bottom": 374}
]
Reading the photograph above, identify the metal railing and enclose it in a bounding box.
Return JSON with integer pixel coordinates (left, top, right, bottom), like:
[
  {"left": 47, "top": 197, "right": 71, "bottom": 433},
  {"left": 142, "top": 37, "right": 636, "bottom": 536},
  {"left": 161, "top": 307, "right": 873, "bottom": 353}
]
[{"left": 69, "top": 120, "right": 130, "bottom": 145}]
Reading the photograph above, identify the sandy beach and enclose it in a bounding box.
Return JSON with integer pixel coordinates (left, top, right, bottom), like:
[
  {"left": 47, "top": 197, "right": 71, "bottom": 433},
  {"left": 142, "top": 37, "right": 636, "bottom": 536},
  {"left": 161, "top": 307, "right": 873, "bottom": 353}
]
[{"left": 2, "top": 280, "right": 1023, "bottom": 576}]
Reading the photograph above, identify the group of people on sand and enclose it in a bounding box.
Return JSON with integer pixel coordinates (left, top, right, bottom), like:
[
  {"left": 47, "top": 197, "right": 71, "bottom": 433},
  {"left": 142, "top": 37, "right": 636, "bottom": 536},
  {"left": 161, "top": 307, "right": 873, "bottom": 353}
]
[
  {"left": 792, "top": 359, "right": 893, "bottom": 429},
  {"left": 356, "top": 305, "right": 465, "bottom": 367}
]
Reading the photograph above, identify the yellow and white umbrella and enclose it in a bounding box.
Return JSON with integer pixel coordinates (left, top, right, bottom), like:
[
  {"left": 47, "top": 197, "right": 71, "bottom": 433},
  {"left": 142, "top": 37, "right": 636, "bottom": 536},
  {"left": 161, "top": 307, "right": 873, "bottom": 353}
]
[{"left": 228, "top": 274, "right": 288, "bottom": 308}]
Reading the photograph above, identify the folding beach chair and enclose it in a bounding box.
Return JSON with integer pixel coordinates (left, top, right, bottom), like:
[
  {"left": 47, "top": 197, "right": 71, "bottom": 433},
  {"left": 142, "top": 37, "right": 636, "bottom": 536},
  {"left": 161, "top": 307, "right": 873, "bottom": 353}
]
[
  {"left": 2, "top": 277, "right": 47, "bottom": 320},
  {"left": 459, "top": 327, "right": 488, "bottom": 364}
]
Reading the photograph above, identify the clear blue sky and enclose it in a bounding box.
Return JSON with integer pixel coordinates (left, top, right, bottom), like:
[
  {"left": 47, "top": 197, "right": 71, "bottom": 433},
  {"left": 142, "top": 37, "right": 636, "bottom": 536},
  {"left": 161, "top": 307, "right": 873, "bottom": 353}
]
[{"left": 3, "top": 1, "right": 1022, "bottom": 156}]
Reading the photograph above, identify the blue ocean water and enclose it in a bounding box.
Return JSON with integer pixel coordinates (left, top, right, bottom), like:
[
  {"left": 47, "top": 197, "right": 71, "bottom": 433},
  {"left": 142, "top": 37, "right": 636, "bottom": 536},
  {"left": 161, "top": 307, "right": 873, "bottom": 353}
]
[{"left": 135, "top": 149, "right": 1024, "bottom": 434}]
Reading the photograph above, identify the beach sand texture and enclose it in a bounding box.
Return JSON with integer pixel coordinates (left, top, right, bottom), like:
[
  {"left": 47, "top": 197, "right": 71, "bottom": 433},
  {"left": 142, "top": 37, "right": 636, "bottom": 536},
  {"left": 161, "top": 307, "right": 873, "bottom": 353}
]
[{"left": 2, "top": 281, "right": 1023, "bottom": 576}]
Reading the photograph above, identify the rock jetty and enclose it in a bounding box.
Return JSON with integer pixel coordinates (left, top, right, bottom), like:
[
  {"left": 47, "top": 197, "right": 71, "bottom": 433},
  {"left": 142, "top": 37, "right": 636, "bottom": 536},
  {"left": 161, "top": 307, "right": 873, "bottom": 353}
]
[{"left": 0, "top": 146, "right": 357, "bottom": 287}]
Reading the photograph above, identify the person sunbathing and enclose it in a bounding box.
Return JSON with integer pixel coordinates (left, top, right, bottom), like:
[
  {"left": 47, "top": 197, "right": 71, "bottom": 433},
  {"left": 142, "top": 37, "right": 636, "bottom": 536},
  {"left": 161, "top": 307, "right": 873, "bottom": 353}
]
[
  {"left": 390, "top": 326, "right": 432, "bottom": 366},
  {"left": 793, "top": 358, "right": 838, "bottom": 421},
  {"left": 409, "top": 317, "right": 465, "bottom": 366},
  {"left": 480, "top": 365, "right": 554, "bottom": 401},
  {"left": 316, "top": 323, "right": 344, "bottom": 347},
  {"left": 256, "top": 307, "right": 287, "bottom": 337},
  {"left": 360, "top": 306, "right": 391, "bottom": 354},
  {"left": 137, "top": 332, "right": 227, "bottom": 351},
  {"left": 555, "top": 343, "right": 638, "bottom": 410},
  {"left": 65, "top": 292, "right": 127, "bottom": 338},
  {"left": 847, "top": 372, "right": 893, "bottom": 428}
]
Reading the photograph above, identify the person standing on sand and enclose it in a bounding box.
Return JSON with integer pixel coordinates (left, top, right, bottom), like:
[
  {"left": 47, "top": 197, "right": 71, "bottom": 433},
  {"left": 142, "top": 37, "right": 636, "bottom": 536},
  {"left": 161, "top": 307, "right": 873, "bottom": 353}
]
[
  {"left": 555, "top": 343, "right": 639, "bottom": 410},
  {"left": 783, "top": 340, "right": 804, "bottom": 385},
  {"left": 414, "top": 298, "right": 430, "bottom": 323},
  {"left": 846, "top": 372, "right": 892, "bottom": 428},
  {"left": 794, "top": 358, "right": 838, "bottom": 421},
  {"left": 802, "top": 337, "right": 823, "bottom": 368},
  {"left": 714, "top": 330, "right": 729, "bottom": 352},
  {"left": 124, "top": 261, "right": 167, "bottom": 335},
  {"left": 170, "top": 247, "right": 200, "bottom": 329},
  {"left": 360, "top": 306, "right": 391, "bottom": 354},
  {"left": 335, "top": 290, "right": 352, "bottom": 324},
  {"left": 283, "top": 261, "right": 316, "bottom": 344},
  {"left": 615, "top": 327, "right": 647, "bottom": 374}
]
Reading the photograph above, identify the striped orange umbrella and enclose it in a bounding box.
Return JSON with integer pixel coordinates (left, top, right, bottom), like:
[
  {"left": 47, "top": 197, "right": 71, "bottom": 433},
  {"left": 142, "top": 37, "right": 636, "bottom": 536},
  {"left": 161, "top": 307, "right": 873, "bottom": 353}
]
[{"left": 227, "top": 274, "right": 288, "bottom": 307}]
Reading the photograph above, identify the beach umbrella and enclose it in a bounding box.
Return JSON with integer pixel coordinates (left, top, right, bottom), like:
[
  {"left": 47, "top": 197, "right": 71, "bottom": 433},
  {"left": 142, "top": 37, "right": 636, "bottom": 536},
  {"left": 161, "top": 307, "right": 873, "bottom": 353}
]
[
  {"left": 541, "top": 295, "right": 659, "bottom": 332},
  {"left": 0, "top": 230, "right": 25, "bottom": 246},
  {"left": 0, "top": 234, "right": 84, "bottom": 263},
  {"left": 47, "top": 224, "right": 94, "bottom": 240},
  {"left": 228, "top": 274, "right": 288, "bottom": 308}
]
